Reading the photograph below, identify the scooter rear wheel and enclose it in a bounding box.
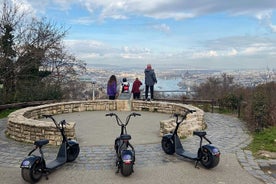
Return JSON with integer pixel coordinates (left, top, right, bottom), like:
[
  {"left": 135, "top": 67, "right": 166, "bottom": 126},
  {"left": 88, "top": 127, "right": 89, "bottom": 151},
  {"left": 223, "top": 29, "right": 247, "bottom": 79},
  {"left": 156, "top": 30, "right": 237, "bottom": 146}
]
[
  {"left": 121, "top": 163, "right": 133, "bottom": 176},
  {"left": 161, "top": 137, "right": 175, "bottom": 155},
  {"left": 21, "top": 162, "right": 43, "bottom": 183},
  {"left": 67, "top": 144, "right": 80, "bottom": 162},
  {"left": 199, "top": 148, "right": 220, "bottom": 169}
]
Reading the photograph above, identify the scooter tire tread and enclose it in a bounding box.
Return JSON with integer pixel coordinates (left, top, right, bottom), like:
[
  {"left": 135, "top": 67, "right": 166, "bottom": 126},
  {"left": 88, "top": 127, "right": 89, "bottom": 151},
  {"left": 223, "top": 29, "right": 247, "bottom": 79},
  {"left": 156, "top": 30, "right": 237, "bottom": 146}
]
[
  {"left": 21, "top": 162, "right": 43, "bottom": 183},
  {"left": 161, "top": 137, "right": 175, "bottom": 155},
  {"left": 67, "top": 144, "right": 80, "bottom": 162},
  {"left": 121, "top": 163, "right": 133, "bottom": 177},
  {"left": 199, "top": 148, "right": 220, "bottom": 169}
]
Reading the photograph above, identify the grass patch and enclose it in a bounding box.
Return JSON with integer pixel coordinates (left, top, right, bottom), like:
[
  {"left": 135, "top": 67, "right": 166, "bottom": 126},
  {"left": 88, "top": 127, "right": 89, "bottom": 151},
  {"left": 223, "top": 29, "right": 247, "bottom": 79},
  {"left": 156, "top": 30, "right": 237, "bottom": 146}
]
[
  {"left": 0, "top": 108, "right": 17, "bottom": 119},
  {"left": 247, "top": 126, "right": 276, "bottom": 156}
]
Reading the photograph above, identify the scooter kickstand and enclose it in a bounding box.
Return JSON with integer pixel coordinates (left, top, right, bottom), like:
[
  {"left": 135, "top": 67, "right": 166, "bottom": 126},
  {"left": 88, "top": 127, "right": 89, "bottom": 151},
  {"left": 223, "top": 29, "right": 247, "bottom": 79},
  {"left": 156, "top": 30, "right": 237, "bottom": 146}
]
[
  {"left": 195, "top": 161, "right": 200, "bottom": 169},
  {"left": 115, "top": 160, "right": 120, "bottom": 174},
  {"left": 44, "top": 173, "right": 49, "bottom": 180},
  {"left": 43, "top": 170, "right": 49, "bottom": 180}
]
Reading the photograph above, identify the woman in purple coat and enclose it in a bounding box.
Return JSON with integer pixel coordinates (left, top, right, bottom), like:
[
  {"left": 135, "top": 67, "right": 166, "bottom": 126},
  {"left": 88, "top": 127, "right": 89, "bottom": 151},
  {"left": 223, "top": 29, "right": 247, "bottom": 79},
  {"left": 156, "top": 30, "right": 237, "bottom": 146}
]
[{"left": 107, "top": 75, "right": 117, "bottom": 100}]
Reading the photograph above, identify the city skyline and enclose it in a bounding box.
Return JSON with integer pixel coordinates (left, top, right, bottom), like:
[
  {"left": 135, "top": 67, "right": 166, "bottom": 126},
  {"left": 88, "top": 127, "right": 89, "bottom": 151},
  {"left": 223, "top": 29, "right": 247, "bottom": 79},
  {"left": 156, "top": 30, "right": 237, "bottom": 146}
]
[{"left": 4, "top": 0, "right": 276, "bottom": 70}]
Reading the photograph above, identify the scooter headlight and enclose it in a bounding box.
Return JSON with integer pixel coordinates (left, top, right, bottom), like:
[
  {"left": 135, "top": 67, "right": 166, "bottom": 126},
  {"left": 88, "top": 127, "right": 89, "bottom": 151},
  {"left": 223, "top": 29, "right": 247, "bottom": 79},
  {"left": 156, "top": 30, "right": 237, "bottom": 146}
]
[
  {"left": 21, "top": 160, "right": 30, "bottom": 167},
  {"left": 122, "top": 154, "right": 132, "bottom": 161},
  {"left": 212, "top": 148, "right": 220, "bottom": 156}
]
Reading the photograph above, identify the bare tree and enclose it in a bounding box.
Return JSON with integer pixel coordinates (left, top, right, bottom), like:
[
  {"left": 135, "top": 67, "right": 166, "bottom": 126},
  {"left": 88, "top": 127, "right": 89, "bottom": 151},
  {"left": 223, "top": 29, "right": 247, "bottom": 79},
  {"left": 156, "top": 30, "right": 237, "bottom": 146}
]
[{"left": 0, "top": 1, "right": 86, "bottom": 102}]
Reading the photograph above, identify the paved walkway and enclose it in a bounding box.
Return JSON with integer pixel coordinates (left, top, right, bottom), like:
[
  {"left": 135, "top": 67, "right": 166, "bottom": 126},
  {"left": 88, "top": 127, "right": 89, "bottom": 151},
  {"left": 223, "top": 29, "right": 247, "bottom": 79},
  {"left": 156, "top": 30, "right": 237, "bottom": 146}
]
[{"left": 0, "top": 112, "right": 275, "bottom": 184}]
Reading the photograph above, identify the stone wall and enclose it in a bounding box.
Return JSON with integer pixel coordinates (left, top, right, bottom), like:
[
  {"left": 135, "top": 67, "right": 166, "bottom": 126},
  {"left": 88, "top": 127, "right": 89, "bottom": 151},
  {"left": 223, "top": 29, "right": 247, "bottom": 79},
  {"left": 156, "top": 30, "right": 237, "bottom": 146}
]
[
  {"left": 7, "top": 100, "right": 204, "bottom": 145},
  {"left": 131, "top": 101, "right": 206, "bottom": 138},
  {"left": 159, "top": 110, "right": 206, "bottom": 138}
]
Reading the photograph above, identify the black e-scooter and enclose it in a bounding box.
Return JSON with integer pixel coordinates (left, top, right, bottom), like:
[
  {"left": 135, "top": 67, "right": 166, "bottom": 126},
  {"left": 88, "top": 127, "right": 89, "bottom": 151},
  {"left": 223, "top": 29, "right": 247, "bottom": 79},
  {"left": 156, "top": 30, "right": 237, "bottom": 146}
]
[
  {"left": 161, "top": 110, "right": 220, "bottom": 169},
  {"left": 20, "top": 115, "right": 80, "bottom": 183},
  {"left": 106, "top": 112, "right": 141, "bottom": 176}
]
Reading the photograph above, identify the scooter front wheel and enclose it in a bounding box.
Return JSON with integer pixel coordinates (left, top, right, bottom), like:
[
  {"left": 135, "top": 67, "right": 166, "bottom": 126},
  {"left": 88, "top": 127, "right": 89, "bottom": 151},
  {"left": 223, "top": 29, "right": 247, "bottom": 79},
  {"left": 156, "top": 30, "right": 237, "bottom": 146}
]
[
  {"left": 161, "top": 136, "right": 175, "bottom": 155},
  {"left": 199, "top": 148, "right": 220, "bottom": 169},
  {"left": 67, "top": 144, "right": 80, "bottom": 162},
  {"left": 21, "top": 162, "right": 43, "bottom": 183},
  {"left": 121, "top": 163, "right": 133, "bottom": 176}
]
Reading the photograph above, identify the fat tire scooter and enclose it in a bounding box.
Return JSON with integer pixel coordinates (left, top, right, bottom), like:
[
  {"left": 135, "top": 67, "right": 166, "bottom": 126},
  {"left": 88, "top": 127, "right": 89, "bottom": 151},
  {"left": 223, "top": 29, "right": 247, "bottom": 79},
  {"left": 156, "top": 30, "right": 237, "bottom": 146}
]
[
  {"left": 106, "top": 112, "right": 141, "bottom": 176},
  {"left": 20, "top": 114, "right": 80, "bottom": 183},
  {"left": 161, "top": 110, "right": 220, "bottom": 169}
]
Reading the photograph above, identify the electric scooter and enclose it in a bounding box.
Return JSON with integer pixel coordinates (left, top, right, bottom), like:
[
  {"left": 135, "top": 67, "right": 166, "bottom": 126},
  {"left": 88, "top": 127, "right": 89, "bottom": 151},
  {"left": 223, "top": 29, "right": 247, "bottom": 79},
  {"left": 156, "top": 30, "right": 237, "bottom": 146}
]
[
  {"left": 20, "top": 114, "right": 80, "bottom": 183},
  {"left": 106, "top": 112, "right": 141, "bottom": 176},
  {"left": 161, "top": 110, "right": 220, "bottom": 169}
]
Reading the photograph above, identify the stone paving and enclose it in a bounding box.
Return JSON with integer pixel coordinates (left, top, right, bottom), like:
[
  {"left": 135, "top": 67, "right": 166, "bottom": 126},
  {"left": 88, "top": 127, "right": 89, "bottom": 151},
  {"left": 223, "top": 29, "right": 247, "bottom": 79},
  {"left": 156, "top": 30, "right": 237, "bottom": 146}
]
[{"left": 0, "top": 113, "right": 275, "bottom": 184}]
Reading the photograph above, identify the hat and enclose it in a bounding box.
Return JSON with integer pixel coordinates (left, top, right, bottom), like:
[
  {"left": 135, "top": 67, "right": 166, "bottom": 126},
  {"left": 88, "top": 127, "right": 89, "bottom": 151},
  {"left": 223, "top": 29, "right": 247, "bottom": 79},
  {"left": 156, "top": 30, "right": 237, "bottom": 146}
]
[{"left": 146, "top": 64, "right": 152, "bottom": 69}]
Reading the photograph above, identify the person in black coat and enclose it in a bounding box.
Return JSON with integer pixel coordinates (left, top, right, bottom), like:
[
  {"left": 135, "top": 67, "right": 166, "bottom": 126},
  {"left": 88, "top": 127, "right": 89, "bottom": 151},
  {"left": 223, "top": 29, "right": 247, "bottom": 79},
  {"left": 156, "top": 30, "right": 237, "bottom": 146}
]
[{"left": 144, "top": 64, "right": 157, "bottom": 100}]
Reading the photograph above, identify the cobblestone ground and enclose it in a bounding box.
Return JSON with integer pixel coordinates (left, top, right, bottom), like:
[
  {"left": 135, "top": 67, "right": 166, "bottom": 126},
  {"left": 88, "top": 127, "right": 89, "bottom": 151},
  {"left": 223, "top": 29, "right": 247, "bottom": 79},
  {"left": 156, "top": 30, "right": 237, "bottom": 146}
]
[{"left": 0, "top": 113, "right": 275, "bottom": 184}]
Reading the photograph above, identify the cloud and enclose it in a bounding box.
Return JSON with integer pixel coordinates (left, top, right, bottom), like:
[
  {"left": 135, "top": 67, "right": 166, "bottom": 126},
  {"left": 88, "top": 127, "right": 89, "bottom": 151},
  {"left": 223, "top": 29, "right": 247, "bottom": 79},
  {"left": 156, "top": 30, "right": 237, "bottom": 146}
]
[
  {"left": 65, "top": 39, "right": 110, "bottom": 57},
  {"left": 70, "top": 16, "right": 95, "bottom": 25},
  {"left": 227, "top": 48, "right": 238, "bottom": 56},
  {"left": 18, "top": 0, "right": 276, "bottom": 21},
  {"left": 13, "top": 0, "right": 276, "bottom": 33},
  {"left": 120, "top": 46, "right": 151, "bottom": 59},
  {"left": 191, "top": 50, "right": 218, "bottom": 59},
  {"left": 152, "top": 23, "right": 170, "bottom": 33},
  {"left": 65, "top": 39, "right": 152, "bottom": 60},
  {"left": 255, "top": 10, "right": 276, "bottom": 33}
]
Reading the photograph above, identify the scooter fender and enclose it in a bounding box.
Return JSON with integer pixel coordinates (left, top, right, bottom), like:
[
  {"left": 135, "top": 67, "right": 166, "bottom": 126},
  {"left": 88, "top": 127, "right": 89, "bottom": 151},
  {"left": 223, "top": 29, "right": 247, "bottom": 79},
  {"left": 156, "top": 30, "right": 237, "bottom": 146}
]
[
  {"left": 68, "top": 139, "right": 79, "bottom": 147},
  {"left": 202, "top": 144, "right": 220, "bottom": 156},
  {"left": 162, "top": 133, "right": 173, "bottom": 139},
  {"left": 20, "top": 155, "right": 41, "bottom": 169},
  {"left": 121, "top": 150, "right": 134, "bottom": 164}
]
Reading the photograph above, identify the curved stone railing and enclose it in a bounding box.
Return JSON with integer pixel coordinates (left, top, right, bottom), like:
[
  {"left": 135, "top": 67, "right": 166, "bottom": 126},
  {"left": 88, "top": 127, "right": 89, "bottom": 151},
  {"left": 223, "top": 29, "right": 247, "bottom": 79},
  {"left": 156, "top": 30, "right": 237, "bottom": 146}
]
[{"left": 7, "top": 100, "right": 204, "bottom": 145}]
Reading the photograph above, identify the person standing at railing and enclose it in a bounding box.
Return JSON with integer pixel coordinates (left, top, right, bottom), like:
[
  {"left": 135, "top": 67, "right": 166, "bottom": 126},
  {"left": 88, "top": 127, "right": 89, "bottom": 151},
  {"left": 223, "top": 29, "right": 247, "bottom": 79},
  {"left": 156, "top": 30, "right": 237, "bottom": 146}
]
[
  {"left": 107, "top": 75, "right": 118, "bottom": 100},
  {"left": 144, "top": 64, "right": 157, "bottom": 101},
  {"left": 131, "top": 77, "right": 143, "bottom": 99}
]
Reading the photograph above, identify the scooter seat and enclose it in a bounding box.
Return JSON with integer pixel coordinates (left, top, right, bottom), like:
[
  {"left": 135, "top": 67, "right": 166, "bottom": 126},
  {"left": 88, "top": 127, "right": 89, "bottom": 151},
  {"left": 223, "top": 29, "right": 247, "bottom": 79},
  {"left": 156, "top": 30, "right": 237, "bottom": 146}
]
[
  {"left": 34, "top": 139, "right": 49, "bottom": 147},
  {"left": 120, "top": 134, "right": 131, "bottom": 141},
  {"left": 193, "top": 131, "right": 206, "bottom": 137}
]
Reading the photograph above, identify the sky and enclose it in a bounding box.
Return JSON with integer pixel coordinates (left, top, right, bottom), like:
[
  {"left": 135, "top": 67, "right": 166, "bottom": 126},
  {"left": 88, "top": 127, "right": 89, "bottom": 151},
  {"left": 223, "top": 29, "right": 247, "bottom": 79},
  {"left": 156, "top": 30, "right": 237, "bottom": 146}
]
[{"left": 3, "top": 0, "right": 276, "bottom": 70}]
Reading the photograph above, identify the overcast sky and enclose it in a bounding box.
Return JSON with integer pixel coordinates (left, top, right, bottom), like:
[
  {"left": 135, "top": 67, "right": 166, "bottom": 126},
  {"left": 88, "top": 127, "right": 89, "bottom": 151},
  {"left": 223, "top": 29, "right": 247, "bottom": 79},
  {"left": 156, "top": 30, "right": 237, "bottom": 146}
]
[{"left": 4, "top": 0, "right": 276, "bottom": 70}]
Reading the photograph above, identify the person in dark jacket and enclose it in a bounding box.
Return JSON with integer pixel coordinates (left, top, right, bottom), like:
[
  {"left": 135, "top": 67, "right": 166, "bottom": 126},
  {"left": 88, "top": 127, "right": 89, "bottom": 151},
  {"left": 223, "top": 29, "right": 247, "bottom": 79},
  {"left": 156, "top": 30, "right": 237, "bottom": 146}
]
[
  {"left": 144, "top": 64, "right": 157, "bottom": 100},
  {"left": 107, "top": 75, "right": 117, "bottom": 100},
  {"left": 131, "top": 78, "right": 143, "bottom": 99}
]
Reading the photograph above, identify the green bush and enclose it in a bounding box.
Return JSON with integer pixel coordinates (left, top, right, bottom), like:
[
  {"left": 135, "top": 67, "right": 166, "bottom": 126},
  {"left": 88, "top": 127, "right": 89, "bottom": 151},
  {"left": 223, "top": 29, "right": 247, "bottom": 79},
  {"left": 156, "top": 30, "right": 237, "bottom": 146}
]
[{"left": 0, "top": 108, "right": 17, "bottom": 119}]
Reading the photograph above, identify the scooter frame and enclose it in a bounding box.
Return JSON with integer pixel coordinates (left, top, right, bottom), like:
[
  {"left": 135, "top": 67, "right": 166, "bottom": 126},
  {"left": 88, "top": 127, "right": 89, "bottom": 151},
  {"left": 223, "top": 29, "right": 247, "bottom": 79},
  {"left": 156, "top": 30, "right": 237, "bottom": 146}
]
[
  {"left": 20, "top": 115, "right": 80, "bottom": 183},
  {"left": 106, "top": 112, "right": 141, "bottom": 176},
  {"left": 161, "top": 110, "right": 220, "bottom": 169}
]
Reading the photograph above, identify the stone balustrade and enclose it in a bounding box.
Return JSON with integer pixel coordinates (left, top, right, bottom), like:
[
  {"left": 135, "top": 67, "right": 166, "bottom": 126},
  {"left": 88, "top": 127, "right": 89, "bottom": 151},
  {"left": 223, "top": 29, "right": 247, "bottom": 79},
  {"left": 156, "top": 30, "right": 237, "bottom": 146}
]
[{"left": 7, "top": 100, "right": 205, "bottom": 145}]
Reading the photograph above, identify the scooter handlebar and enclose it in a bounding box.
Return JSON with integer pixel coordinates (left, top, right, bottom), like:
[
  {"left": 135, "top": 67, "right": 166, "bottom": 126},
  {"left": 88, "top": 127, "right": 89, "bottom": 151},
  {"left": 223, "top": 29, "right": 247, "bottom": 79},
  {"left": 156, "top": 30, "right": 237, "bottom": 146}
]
[
  {"left": 105, "top": 113, "right": 115, "bottom": 117},
  {"left": 189, "top": 109, "right": 197, "bottom": 113},
  {"left": 105, "top": 112, "right": 141, "bottom": 127},
  {"left": 173, "top": 110, "right": 196, "bottom": 121},
  {"left": 174, "top": 109, "right": 196, "bottom": 116},
  {"left": 42, "top": 114, "right": 52, "bottom": 118},
  {"left": 131, "top": 112, "right": 141, "bottom": 117},
  {"left": 105, "top": 112, "right": 141, "bottom": 117},
  {"left": 42, "top": 114, "right": 66, "bottom": 127}
]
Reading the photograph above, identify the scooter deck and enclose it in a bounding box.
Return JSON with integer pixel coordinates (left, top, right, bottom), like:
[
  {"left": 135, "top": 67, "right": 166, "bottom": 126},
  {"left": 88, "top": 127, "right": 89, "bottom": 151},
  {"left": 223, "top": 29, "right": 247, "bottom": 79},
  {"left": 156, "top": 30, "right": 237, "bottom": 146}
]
[
  {"left": 46, "top": 143, "right": 67, "bottom": 170},
  {"left": 176, "top": 149, "right": 198, "bottom": 160},
  {"left": 46, "top": 158, "right": 66, "bottom": 170}
]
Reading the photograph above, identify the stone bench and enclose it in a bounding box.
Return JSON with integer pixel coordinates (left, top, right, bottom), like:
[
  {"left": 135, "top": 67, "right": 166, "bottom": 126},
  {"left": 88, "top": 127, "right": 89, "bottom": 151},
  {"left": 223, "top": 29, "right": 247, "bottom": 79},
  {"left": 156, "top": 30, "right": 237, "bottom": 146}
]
[{"left": 7, "top": 100, "right": 204, "bottom": 145}]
